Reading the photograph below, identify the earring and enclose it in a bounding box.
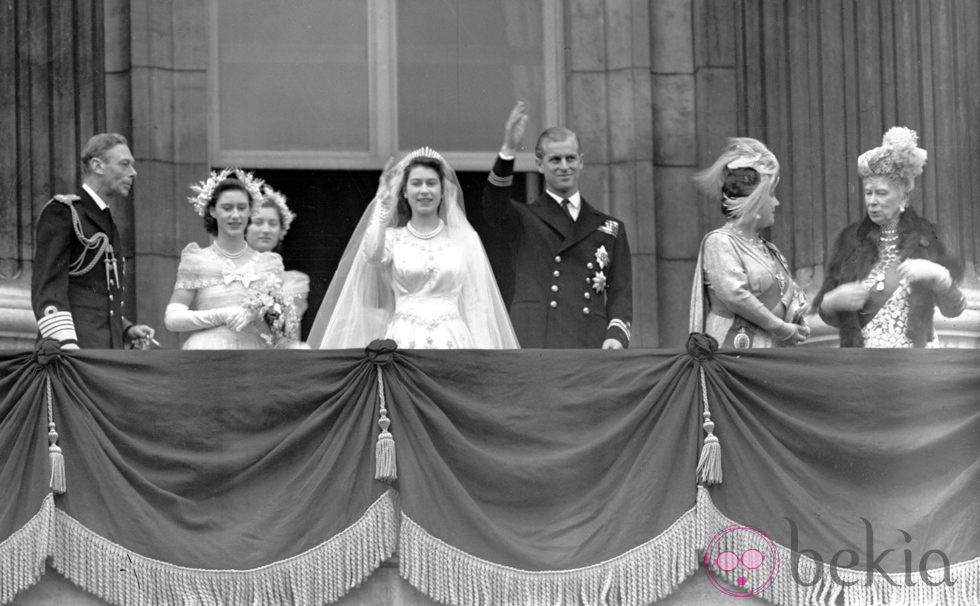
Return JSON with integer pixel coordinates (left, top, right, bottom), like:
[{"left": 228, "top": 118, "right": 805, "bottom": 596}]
[{"left": 900, "top": 206, "right": 906, "bottom": 214}]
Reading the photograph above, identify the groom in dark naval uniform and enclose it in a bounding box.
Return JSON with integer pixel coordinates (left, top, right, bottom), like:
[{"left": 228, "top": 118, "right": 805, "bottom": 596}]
[
  {"left": 482, "top": 102, "right": 633, "bottom": 349},
  {"left": 31, "top": 133, "right": 155, "bottom": 349}
]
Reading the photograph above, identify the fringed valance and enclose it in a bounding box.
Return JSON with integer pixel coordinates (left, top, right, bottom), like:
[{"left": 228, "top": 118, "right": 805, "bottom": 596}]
[{"left": 0, "top": 341, "right": 977, "bottom": 605}]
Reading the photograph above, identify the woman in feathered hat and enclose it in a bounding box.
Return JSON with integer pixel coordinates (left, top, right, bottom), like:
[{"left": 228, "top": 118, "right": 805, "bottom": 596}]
[
  {"left": 689, "top": 138, "right": 809, "bottom": 348},
  {"left": 812, "top": 127, "right": 966, "bottom": 347}
]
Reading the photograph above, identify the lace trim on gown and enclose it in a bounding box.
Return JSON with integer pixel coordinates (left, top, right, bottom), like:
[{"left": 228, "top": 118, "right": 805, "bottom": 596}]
[
  {"left": 174, "top": 243, "right": 282, "bottom": 290},
  {"left": 861, "top": 282, "right": 940, "bottom": 348},
  {"left": 171, "top": 243, "right": 286, "bottom": 350}
]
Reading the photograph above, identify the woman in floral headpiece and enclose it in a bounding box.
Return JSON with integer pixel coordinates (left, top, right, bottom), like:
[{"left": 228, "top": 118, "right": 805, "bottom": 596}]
[
  {"left": 689, "top": 138, "right": 809, "bottom": 348},
  {"left": 246, "top": 183, "right": 309, "bottom": 342},
  {"left": 307, "top": 148, "right": 519, "bottom": 349},
  {"left": 164, "top": 169, "right": 293, "bottom": 349},
  {"left": 813, "top": 127, "right": 965, "bottom": 347}
]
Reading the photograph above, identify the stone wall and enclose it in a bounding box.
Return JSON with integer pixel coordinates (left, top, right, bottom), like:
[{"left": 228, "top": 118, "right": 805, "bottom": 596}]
[
  {"left": 124, "top": 0, "right": 211, "bottom": 349},
  {"left": 0, "top": 0, "right": 107, "bottom": 349},
  {"left": 566, "top": 0, "right": 658, "bottom": 346},
  {"left": 651, "top": 0, "right": 739, "bottom": 348}
]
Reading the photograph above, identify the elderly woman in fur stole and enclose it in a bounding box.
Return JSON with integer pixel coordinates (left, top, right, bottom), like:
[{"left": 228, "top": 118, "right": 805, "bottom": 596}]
[{"left": 812, "top": 127, "right": 966, "bottom": 348}]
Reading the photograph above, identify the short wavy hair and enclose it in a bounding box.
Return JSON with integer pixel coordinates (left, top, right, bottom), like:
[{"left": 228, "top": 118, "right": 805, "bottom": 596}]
[
  {"left": 80, "top": 133, "right": 129, "bottom": 174},
  {"left": 396, "top": 156, "right": 446, "bottom": 225},
  {"left": 534, "top": 127, "right": 581, "bottom": 160}
]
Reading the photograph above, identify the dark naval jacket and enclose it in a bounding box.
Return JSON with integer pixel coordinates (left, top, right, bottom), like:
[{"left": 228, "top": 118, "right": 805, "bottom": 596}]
[
  {"left": 482, "top": 155, "right": 633, "bottom": 348},
  {"left": 31, "top": 189, "right": 131, "bottom": 348}
]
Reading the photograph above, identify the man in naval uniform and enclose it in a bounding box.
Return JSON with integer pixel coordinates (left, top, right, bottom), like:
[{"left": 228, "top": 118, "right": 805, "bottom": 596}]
[
  {"left": 482, "top": 102, "right": 633, "bottom": 349},
  {"left": 31, "top": 133, "right": 155, "bottom": 349}
]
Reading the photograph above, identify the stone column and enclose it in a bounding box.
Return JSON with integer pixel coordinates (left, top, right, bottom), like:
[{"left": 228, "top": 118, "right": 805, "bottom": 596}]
[
  {"left": 650, "top": 0, "right": 699, "bottom": 348},
  {"left": 0, "top": 1, "right": 106, "bottom": 349},
  {"left": 566, "top": 0, "right": 657, "bottom": 346},
  {"left": 126, "top": 0, "right": 211, "bottom": 348}
]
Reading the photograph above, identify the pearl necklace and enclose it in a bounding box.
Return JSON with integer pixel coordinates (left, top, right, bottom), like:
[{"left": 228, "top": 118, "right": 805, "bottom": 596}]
[
  {"left": 725, "top": 223, "right": 786, "bottom": 294},
  {"left": 879, "top": 223, "right": 899, "bottom": 244},
  {"left": 213, "top": 241, "right": 248, "bottom": 259},
  {"left": 864, "top": 223, "right": 901, "bottom": 292},
  {"left": 725, "top": 222, "right": 761, "bottom": 244},
  {"left": 406, "top": 220, "right": 444, "bottom": 240}
]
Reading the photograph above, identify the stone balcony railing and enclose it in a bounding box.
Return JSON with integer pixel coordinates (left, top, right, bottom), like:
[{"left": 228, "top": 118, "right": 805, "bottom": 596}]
[{"left": 0, "top": 277, "right": 37, "bottom": 351}]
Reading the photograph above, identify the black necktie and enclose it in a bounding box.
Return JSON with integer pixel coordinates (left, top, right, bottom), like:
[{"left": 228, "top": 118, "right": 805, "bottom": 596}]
[
  {"left": 560, "top": 198, "right": 575, "bottom": 224},
  {"left": 101, "top": 206, "right": 120, "bottom": 243}
]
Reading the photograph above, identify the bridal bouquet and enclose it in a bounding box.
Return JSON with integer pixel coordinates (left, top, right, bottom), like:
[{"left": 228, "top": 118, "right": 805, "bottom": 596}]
[{"left": 241, "top": 278, "right": 299, "bottom": 349}]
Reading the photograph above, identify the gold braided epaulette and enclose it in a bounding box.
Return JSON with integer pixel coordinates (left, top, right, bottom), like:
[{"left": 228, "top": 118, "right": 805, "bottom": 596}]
[{"left": 51, "top": 194, "right": 81, "bottom": 206}]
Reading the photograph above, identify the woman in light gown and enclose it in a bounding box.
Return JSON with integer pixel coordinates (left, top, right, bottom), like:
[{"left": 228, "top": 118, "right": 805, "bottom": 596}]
[
  {"left": 308, "top": 147, "right": 519, "bottom": 349},
  {"left": 246, "top": 183, "right": 309, "bottom": 342},
  {"left": 164, "top": 170, "right": 286, "bottom": 349},
  {"left": 689, "top": 138, "right": 809, "bottom": 348}
]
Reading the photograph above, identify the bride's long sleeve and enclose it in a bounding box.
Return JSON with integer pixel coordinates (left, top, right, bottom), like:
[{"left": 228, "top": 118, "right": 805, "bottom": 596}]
[{"left": 362, "top": 195, "right": 393, "bottom": 265}]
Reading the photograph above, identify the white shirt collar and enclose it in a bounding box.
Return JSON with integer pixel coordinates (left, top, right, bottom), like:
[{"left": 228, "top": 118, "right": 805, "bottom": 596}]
[
  {"left": 82, "top": 183, "right": 109, "bottom": 211},
  {"left": 545, "top": 190, "right": 581, "bottom": 219}
]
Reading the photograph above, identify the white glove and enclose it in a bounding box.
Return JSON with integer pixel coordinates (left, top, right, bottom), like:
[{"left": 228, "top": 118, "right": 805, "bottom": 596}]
[
  {"left": 898, "top": 259, "right": 951, "bottom": 291},
  {"left": 773, "top": 321, "right": 808, "bottom": 345},
  {"left": 373, "top": 157, "right": 399, "bottom": 210},
  {"left": 165, "top": 303, "right": 244, "bottom": 332},
  {"left": 820, "top": 282, "right": 870, "bottom": 313}
]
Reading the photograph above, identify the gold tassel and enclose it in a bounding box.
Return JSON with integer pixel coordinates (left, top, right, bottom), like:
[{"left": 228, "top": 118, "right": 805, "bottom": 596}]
[
  {"left": 374, "top": 367, "right": 397, "bottom": 482},
  {"left": 375, "top": 417, "right": 396, "bottom": 482},
  {"left": 696, "top": 418, "right": 722, "bottom": 485},
  {"left": 695, "top": 366, "right": 722, "bottom": 485},
  {"left": 46, "top": 378, "right": 66, "bottom": 494},
  {"left": 48, "top": 425, "right": 66, "bottom": 494}
]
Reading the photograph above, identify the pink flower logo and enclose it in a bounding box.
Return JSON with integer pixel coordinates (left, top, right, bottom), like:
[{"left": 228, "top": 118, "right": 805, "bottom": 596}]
[{"left": 704, "top": 524, "right": 779, "bottom": 597}]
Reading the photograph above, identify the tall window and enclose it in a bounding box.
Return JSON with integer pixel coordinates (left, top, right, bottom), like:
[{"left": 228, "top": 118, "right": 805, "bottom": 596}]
[{"left": 211, "top": 0, "right": 561, "bottom": 171}]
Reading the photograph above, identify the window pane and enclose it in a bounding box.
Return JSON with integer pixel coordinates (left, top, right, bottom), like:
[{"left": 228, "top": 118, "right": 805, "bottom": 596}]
[
  {"left": 218, "top": 1, "right": 370, "bottom": 152},
  {"left": 397, "top": 1, "right": 545, "bottom": 152}
]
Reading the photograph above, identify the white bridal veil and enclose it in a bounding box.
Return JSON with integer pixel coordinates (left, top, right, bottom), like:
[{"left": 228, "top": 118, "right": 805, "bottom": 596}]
[{"left": 307, "top": 147, "right": 519, "bottom": 349}]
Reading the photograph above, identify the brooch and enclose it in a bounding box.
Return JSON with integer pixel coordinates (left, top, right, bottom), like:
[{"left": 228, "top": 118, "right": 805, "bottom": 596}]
[{"left": 591, "top": 245, "right": 610, "bottom": 293}]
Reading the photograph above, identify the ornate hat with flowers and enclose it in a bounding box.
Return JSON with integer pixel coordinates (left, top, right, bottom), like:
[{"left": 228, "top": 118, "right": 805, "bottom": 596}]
[
  {"left": 187, "top": 168, "right": 265, "bottom": 217},
  {"left": 258, "top": 183, "right": 295, "bottom": 234},
  {"left": 857, "top": 127, "right": 928, "bottom": 190}
]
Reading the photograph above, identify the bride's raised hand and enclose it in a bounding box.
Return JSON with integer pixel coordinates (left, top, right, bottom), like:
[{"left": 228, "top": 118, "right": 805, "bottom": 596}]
[{"left": 375, "top": 156, "right": 399, "bottom": 202}]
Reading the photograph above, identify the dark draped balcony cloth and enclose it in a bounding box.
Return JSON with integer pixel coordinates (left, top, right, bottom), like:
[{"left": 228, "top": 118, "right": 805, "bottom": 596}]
[
  {"left": 0, "top": 348, "right": 395, "bottom": 605},
  {"left": 1, "top": 345, "right": 979, "bottom": 606},
  {"left": 697, "top": 348, "right": 980, "bottom": 605},
  {"left": 389, "top": 350, "right": 703, "bottom": 605}
]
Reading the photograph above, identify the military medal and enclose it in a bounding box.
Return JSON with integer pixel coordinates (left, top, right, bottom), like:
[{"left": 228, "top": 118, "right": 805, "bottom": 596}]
[
  {"left": 104, "top": 248, "right": 119, "bottom": 288},
  {"left": 733, "top": 328, "right": 751, "bottom": 349},
  {"left": 775, "top": 272, "right": 786, "bottom": 295}
]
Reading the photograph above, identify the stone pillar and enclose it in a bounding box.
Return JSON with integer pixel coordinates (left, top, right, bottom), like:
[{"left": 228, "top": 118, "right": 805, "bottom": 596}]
[
  {"left": 650, "top": 0, "right": 698, "bottom": 348},
  {"left": 0, "top": 1, "right": 106, "bottom": 348},
  {"left": 566, "top": 0, "right": 657, "bottom": 347},
  {"left": 126, "top": 0, "right": 211, "bottom": 348}
]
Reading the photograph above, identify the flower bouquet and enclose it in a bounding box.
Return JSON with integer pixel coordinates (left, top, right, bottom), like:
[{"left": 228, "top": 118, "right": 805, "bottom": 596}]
[{"left": 241, "top": 277, "right": 300, "bottom": 349}]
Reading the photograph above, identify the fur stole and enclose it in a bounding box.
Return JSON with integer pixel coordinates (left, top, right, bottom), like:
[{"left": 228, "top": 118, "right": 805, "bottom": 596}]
[{"left": 813, "top": 207, "right": 963, "bottom": 347}]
